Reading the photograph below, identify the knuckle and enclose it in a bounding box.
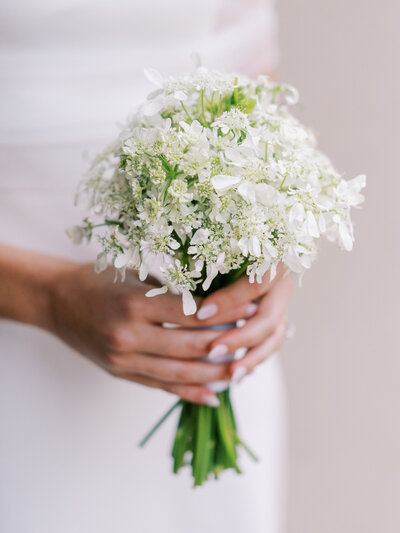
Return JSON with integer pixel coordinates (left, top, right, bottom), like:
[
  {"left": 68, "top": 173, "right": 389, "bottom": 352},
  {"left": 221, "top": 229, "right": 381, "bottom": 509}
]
[
  {"left": 104, "top": 325, "right": 136, "bottom": 352},
  {"left": 115, "top": 291, "right": 138, "bottom": 317}
]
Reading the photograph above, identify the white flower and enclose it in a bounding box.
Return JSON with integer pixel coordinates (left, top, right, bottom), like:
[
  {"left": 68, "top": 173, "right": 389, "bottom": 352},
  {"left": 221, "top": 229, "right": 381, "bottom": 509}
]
[
  {"left": 66, "top": 225, "right": 86, "bottom": 245},
  {"left": 333, "top": 214, "right": 354, "bottom": 251},
  {"left": 71, "top": 65, "right": 365, "bottom": 314},
  {"left": 203, "top": 252, "right": 225, "bottom": 291},
  {"left": 114, "top": 247, "right": 140, "bottom": 269}
]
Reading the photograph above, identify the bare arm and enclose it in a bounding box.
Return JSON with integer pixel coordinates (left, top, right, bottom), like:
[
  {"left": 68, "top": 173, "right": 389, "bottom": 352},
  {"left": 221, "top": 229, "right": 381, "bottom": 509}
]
[{"left": 0, "top": 243, "right": 68, "bottom": 329}]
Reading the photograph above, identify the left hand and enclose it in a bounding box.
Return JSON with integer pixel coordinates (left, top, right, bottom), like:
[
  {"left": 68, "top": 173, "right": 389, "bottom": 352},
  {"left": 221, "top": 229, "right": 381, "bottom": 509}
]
[{"left": 196, "top": 263, "right": 294, "bottom": 382}]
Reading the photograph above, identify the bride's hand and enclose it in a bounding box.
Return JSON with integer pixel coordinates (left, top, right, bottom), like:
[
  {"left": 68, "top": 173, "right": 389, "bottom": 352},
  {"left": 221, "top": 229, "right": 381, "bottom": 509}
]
[
  {"left": 46, "top": 262, "right": 257, "bottom": 406},
  {"left": 196, "top": 264, "right": 294, "bottom": 382}
]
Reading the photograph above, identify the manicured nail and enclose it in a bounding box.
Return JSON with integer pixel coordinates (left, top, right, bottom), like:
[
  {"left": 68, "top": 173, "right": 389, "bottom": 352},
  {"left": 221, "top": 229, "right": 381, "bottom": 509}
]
[
  {"left": 231, "top": 366, "right": 247, "bottom": 383},
  {"left": 246, "top": 303, "right": 258, "bottom": 317},
  {"left": 202, "top": 394, "right": 220, "bottom": 407},
  {"left": 197, "top": 303, "right": 218, "bottom": 320},
  {"left": 208, "top": 344, "right": 229, "bottom": 360}
]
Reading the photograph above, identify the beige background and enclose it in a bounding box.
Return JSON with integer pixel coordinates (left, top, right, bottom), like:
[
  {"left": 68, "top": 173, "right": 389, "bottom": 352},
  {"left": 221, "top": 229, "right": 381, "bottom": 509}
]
[{"left": 277, "top": 1, "right": 400, "bottom": 532}]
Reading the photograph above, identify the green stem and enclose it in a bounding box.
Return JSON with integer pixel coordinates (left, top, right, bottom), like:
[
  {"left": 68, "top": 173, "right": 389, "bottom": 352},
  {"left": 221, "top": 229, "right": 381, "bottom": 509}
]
[
  {"left": 200, "top": 90, "right": 208, "bottom": 127},
  {"left": 180, "top": 101, "right": 193, "bottom": 123},
  {"left": 237, "top": 436, "right": 259, "bottom": 462},
  {"left": 217, "top": 94, "right": 223, "bottom": 117},
  {"left": 139, "top": 399, "right": 182, "bottom": 447},
  {"left": 210, "top": 91, "right": 215, "bottom": 122},
  {"left": 279, "top": 174, "right": 288, "bottom": 191},
  {"left": 92, "top": 219, "right": 123, "bottom": 229}
]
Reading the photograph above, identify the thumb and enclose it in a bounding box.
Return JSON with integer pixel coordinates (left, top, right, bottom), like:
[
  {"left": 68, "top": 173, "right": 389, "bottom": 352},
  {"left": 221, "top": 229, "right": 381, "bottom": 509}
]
[{"left": 196, "top": 263, "right": 285, "bottom": 321}]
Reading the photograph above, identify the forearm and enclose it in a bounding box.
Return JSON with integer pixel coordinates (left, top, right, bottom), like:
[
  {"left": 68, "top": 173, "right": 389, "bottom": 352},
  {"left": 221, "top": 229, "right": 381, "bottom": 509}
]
[{"left": 0, "top": 243, "right": 73, "bottom": 329}]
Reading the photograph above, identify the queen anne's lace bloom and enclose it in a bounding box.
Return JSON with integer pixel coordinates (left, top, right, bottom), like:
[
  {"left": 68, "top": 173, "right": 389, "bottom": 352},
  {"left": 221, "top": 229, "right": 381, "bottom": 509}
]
[{"left": 71, "top": 67, "right": 365, "bottom": 314}]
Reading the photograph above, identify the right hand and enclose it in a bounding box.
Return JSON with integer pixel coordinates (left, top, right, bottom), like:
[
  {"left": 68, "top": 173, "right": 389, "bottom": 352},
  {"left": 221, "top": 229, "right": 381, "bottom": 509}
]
[{"left": 47, "top": 263, "right": 254, "bottom": 406}]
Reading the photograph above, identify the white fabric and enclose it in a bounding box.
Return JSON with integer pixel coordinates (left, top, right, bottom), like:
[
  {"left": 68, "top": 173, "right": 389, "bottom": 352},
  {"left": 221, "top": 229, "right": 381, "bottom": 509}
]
[{"left": 0, "top": 2, "right": 287, "bottom": 532}]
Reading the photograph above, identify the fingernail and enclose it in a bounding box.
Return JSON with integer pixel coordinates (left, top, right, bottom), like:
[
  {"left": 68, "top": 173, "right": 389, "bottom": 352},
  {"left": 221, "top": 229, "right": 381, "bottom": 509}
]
[
  {"left": 202, "top": 394, "right": 220, "bottom": 407},
  {"left": 208, "top": 344, "right": 229, "bottom": 360},
  {"left": 231, "top": 366, "right": 247, "bottom": 383},
  {"left": 245, "top": 303, "right": 258, "bottom": 317},
  {"left": 197, "top": 303, "right": 218, "bottom": 320}
]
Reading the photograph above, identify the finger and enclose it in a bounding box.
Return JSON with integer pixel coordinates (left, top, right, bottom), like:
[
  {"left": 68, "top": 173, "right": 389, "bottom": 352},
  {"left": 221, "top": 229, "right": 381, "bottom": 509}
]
[
  {"left": 116, "top": 374, "right": 220, "bottom": 407},
  {"left": 207, "top": 275, "right": 294, "bottom": 354},
  {"left": 133, "top": 324, "right": 222, "bottom": 358},
  {"left": 196, "top": 262, "right": 286, "bottom": 321},
  {"left": 129, "top": 276, "right": 256, "bottom": 327},
  {"left": 229, "top": 322, "right": 286, "bottom": 382},
  {"left": 110, "top": 304, "right": 259, "bottom": 358},
  {"left": 139, "top": 289, "right": 204, "bottom": 326},
  {"left": 109, "top": 352, "right": 231, "bottom": 384},
  {"left": 143, "top": 291, "right": 258, "bottom": 328},
  {"left": 187, "top": 301, "right": 258, "bottom": 327}
]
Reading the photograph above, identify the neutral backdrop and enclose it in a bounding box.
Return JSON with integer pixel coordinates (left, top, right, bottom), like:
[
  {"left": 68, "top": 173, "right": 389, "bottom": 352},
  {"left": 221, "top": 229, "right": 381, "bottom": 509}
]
[{"left": 277, "top": 1, "right": 400, "bottom": 532}]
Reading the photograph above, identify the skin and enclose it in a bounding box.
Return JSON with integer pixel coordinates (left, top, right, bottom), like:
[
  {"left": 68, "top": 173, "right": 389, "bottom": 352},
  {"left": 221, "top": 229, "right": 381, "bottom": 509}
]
[{"left": 0, "top": 243, "right": 293, "bottom": 406}]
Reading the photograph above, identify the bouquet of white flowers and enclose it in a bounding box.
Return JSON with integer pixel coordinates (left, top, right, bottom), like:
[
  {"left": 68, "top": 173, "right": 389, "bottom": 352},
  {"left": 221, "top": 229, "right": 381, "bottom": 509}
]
[{"left": 69, "top": 66, "right": 365, "bottom": 486}]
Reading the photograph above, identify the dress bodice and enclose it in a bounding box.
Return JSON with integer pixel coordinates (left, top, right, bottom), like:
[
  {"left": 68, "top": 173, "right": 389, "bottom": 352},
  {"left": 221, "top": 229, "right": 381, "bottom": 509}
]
[{"left": 0, "top": 0, "right": 278, "bottom": 149}]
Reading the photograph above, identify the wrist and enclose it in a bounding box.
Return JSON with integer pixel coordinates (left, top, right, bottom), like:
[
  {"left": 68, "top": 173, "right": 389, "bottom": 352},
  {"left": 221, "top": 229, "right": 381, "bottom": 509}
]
[{"left": 0, "top": 244, "right": 76, "bottom": 331}]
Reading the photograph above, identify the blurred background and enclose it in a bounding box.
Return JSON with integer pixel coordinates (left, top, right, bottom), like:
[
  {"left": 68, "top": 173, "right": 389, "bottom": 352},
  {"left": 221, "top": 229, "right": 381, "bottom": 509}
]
[{"left": 277, "top": 1, "right": 400, "bottom": 532}]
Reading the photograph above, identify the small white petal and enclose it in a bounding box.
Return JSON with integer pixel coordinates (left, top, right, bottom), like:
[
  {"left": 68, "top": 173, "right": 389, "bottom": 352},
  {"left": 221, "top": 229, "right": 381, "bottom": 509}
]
[
  {"left": 139, "top": 261, "right": 150, "bottom": 281},
  {"left": 182, "top": 289, "right": 197, "bottom": 315},
  {"left": 289, "top": 203, "right": 305, "bottom": 224},
  {"left": 318, "top": 212, "right": 327, "bottom": 233},
  {"left": 249, "top": 236, "right": 261, "bottom": 257},
  {"left": 195, "top": 259, "right": 204, "bottom": 272},
  {"left": 146, "top": 286, "right": 168, "bottom": 298},
  {"left": 211, "top": 174, "right": 241, "bottom": 194},
  {"left": 144, "top": 67, "right": 164, "bottom": 87},
  {"left": 114, "top": 252, "right": 129, "bottom": 269},
  {"left": 142, "top": 99, "right": 163, "bottom": 117},
  {"left": 238, "top": 181, "right": 256, "bottom": 203},
  {"left": 203, "top": 264, "right": 218, "bottom": 291},
  {"left": 339, "top": 222, "right": 353, "bottom": 251},
  {"left": 254, "top": 183, "right": 276, "bottom": 206},
  {"left": 306, "top": 211, "right": 320, "bottom": 238},
  {"left": 66, "top": 225, "right": 84, "bottom": 245},
  {"left": 94, "top": 252, "right": 108, "bottom": 273},
  {"left": 270, "top": 262, "right": 278, "bottom": 281}
]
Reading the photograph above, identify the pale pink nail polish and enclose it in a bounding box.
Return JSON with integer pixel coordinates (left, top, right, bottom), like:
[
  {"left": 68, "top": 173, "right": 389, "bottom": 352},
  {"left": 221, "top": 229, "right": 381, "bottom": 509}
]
[
  {"left": 208, "top": 344, "right": 229, "bottom": 360},
  {"left": 202, "top": 394, "right": 220, "bottom": 407},
  {"left": 231, "top": 366, "right": 247, "bottom": 383},
  {"left": 245, "top": 302, "right": 258, "bottom": 317},
  {"left": 197, "top": 303, "right": 218, "bottom": 320}
]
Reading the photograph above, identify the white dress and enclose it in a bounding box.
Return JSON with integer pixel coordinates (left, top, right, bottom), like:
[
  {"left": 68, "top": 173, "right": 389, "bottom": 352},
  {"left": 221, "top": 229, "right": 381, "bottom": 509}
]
[{"left": 0, "top": 1, "right": 287, "bottom": 532}]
